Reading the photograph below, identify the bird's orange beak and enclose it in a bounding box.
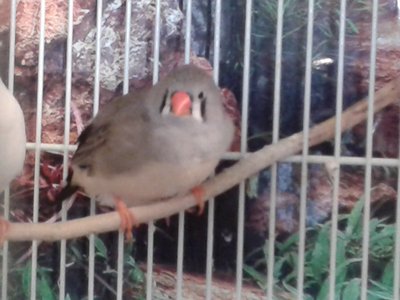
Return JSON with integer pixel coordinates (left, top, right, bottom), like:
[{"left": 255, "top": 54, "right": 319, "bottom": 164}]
[{"left": 171, "top": 91, "right": 192, "bottom": 116}]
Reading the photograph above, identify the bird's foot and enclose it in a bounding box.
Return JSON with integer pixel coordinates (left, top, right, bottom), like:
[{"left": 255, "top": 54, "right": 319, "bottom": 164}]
[
  {"left": 191, "top": 186, "right": 205, "bottom": 215},
  {"left": 114, "top": 197, "right": 135, "bottom": 241},
  {"left": 0, "top": 218, "right": 10, "bottom": 246}
]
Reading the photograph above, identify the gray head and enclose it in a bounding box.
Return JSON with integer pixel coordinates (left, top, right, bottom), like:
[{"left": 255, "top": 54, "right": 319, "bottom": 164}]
[{"left": 149, "top": 65, "right": 226, "bottom": 124}]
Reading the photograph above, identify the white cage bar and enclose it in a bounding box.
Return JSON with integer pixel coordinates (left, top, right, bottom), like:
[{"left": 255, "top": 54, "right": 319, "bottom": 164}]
[
  {"left": 328, "top": 0, "right": 346, "bottom": 298},
  {"left": 236, "top": 0, "right": 253, "bottom": 299},
  {"left": 360, "top": 1, "right": 379, "bottom": 299},
  {"left": 30, "top": 0, "right": 46, "bottom": 299},
  {"left": 59, "top": 0, "right": 74, "bottom": 299}
]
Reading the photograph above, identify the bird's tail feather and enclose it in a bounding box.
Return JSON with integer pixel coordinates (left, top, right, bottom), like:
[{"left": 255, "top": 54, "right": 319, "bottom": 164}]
[
  {"left": 53, "top": 183, "right": 79, "bottom": 212},
  {"left": 55, "top": 184, "right": 79, "bottom": 203},
  {"left": 54, "top": 168, "right": 79, "bottom": 203}
]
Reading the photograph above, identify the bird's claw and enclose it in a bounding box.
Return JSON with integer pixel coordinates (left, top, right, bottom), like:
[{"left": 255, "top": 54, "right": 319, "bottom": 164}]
[
  {"left": 191, "top": 186, "right": 205, "bottom": 215},
  {"left": 114, "top": 197, "right": 135, "bottom": 241}
]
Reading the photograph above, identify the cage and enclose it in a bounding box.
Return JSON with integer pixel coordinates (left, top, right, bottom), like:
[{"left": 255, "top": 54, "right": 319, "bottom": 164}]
[{"left": 0, "top": 0, "right": 399, "bottom": 299}]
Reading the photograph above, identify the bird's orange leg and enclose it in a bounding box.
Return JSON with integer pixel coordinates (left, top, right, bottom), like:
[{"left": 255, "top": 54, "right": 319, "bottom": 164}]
[
  {"left": 0, "top": 219, "right": 10, "bottom": 246},
  {"left": 114, "top": 197, "right": 135, "bottom": 241},
  {"left": 191, "top": 186, "right": 205, "bottom": 215}
]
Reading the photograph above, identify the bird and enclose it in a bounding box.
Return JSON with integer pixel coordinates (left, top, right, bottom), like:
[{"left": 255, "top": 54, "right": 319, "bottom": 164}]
[
  {"left": 0, "top": 77, "right": 26, "bottom": 244},
  {"left": 56, "top": 64, "right": 234, "bottom": 240}
]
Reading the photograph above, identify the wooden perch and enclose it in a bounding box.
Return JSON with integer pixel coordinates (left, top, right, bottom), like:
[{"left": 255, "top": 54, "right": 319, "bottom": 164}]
[{"left": 5, "top": 76, "right": 400, "bottom": 242}]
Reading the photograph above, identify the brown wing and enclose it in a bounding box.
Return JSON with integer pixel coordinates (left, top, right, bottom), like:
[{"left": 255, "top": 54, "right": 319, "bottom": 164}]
[{"left": 71, "top": 91, "right": 152, "bottom": 177}]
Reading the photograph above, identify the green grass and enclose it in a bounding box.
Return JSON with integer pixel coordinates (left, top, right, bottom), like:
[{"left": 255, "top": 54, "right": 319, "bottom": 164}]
[{"left": 244, "top": 198, "right": 398, "bottom": 299}]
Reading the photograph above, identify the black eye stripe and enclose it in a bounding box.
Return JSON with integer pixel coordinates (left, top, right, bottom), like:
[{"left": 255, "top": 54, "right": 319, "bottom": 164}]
[
  {"left": 159, "top": 89, "right": 169, "bottom": 113},
  {"left": 201, "top": 96, "right": 206, "bottom": 121}
]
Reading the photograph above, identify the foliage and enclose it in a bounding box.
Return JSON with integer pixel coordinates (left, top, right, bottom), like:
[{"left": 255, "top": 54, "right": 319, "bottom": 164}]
[
  {"left": 252, "top": 0, "right": 380, "bottom": 65},
  {"left": 0, "top": 236, "right": 145, "bottom": 300},
  {"left": 244, "top": 198, "right": 398, "bottom": 299},
  {"left": 220, "top": 0, "right": 380, "bottom": 140},
  {"left": 222, "top": 0, "right": 371, "bottom": 78}
]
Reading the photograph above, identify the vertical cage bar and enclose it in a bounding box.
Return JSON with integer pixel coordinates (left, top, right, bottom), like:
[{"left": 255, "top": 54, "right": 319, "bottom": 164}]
[
  {"left": 297, "top": 0, "right": 314, "bottom": 298},
  {"left": 328, "top": 0, "right": 346, "bottom": 299},
  {"left": 152, "top": 0, "right": 161, "bottom": 86},
  {"left": 360, "top": 0, "right": 378, "bottom": 298},
  {"left": 205, "top": 0, "right": 222, "bottom": 298},
  {"left": 146, "top": 0, "right": 161, "bottom": 299},
  {"left": 116, "top": 232, "right": 124, "bottom": 300},
  {"left": 1, "top": 0, "right": 17, "bottom": 298},
  {"left": 30, "top": 0, "right": 47, "bottom": 298},
  {"left": 7, "top": 0, "right": 17, "bottom": 92},
  {"left": 1, "top": 188, "right": 10, "bottom": 300},
  {"left": 145, "top": 223, "right": 155, "bottom": 300},
  {"left": 205, "top": 194, "right": 215, "bottom": 300},
  {"left": 115, "top": 1, "right": 132, "bottom": 299},
  {"left": 176, "top": 206, "right": 185, "bottom": 300},
  {"left": 184, "top": 0, "right": 192, "bottom": 63},
  {"left": 267, "top": 0, "right": 284, "bottom": 298},
  {"left": 123, "top": 0, "right": 132, "bottom": 95},
  {"left": 235, "top": 0, "right": 252, "bottom": 298},
  {"left": 176, "top": 1, "right": 193, "bottom": 299},
  {"left": 88, "top": 1, "right": 103, "bottom": 299},
  {"left": 59, "top": 0, "right": 74, "bottom": 299},
  {"left": 394, "top": 144, "right": 400, "bottom": 300},
  {"left": 211, "top": 0, "right": 221, "bottom": 83},
  {"left": 93, "top": 0, "right": 102, "bottom": 117}
]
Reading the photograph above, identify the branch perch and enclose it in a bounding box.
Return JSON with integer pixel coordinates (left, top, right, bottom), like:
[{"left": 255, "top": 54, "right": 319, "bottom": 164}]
[{"left": 6, "top": 77, "right": 400, "bottom": 242}]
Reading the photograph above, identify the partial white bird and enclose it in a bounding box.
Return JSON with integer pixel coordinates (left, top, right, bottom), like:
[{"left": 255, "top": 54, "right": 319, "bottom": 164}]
[
  {"left": 0, "top": 78, "right": 26, "bottom": 190},
  {"left": 0, "top": 77, "right": 26, "bottom": 243}
]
